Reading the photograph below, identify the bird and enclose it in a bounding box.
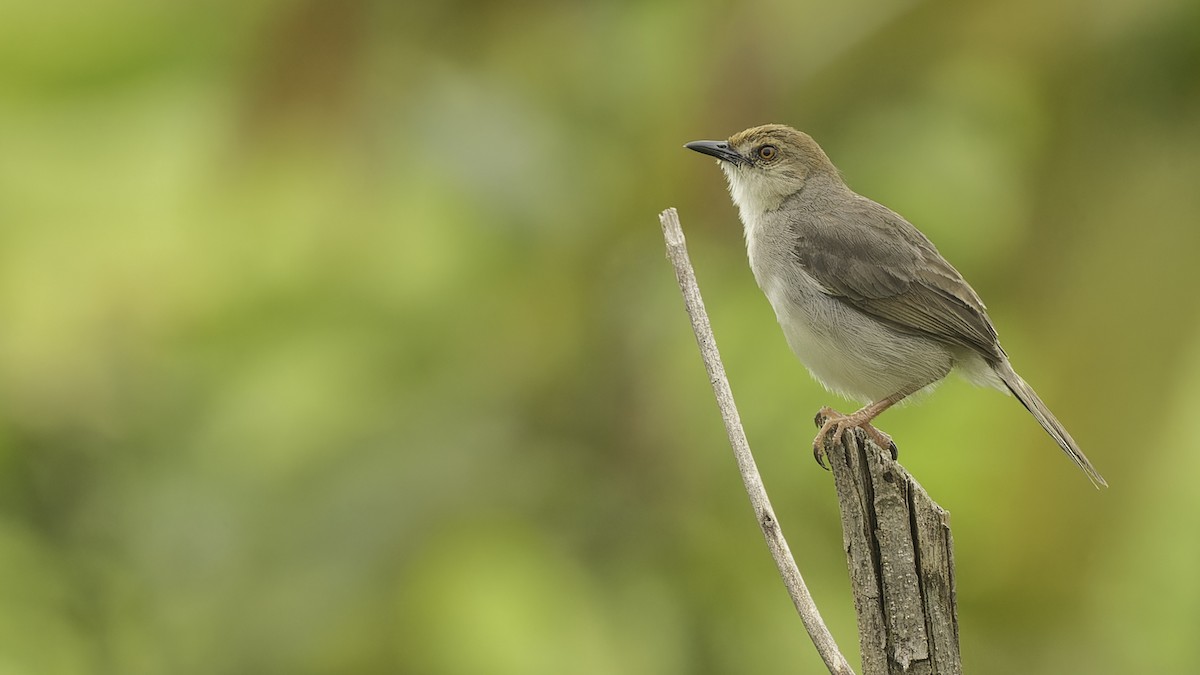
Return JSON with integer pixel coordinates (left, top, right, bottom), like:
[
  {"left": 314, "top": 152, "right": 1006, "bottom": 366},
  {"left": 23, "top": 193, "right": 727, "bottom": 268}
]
[{"left": 685, "top": 123, "right": 1106, "bottom": 488}]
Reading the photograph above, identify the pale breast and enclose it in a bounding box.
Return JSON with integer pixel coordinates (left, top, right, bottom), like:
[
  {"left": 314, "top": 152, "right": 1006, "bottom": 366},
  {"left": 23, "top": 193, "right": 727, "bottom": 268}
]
[{"left": 759, "top": 271, "right": 954, "bottom": 403}]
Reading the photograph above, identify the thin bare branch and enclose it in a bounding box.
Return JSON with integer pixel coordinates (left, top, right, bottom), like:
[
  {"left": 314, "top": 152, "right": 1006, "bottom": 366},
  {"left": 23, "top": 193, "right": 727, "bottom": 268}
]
[{"left": 659, "top": 207, "right": 856, "bottom": 675}]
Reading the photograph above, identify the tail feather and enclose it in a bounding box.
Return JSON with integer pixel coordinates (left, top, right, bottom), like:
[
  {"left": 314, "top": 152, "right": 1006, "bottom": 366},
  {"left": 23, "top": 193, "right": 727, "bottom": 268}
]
[{"left": 995, "top": 360, "right": 1107, "bottom": 489}]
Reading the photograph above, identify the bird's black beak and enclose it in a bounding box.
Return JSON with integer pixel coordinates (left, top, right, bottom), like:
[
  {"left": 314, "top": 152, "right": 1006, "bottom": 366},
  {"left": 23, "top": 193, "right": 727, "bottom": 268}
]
[{"left": 685, "top": 140, "right": 744, "bottom": 165}]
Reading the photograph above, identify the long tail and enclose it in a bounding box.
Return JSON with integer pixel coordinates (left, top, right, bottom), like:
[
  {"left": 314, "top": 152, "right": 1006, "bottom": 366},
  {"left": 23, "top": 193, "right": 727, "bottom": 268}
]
[{"left": 994, "top": 360, "right": 1107, "bottom": 489}]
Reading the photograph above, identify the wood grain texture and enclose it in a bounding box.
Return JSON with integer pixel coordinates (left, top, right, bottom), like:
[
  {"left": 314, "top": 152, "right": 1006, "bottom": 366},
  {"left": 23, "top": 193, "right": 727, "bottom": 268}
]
[{"left": 821, "top": 425, "right": 961, "bottom": 675}]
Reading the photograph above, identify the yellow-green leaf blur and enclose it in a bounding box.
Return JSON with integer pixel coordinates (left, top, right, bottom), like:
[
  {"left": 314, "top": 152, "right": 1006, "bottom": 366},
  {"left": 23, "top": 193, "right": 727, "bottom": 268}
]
[{"left": 0, "top": 0, "right": 1197, "bottom": 673}]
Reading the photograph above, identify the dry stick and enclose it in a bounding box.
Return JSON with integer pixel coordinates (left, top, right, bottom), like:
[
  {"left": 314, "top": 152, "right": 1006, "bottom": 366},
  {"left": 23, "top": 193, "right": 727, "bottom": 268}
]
[
  {"left": 821, "top": 426, "right": 962, "bottom": 675},
  {"left": 659, "top": 207, "right": 856, "bottom": 675}
]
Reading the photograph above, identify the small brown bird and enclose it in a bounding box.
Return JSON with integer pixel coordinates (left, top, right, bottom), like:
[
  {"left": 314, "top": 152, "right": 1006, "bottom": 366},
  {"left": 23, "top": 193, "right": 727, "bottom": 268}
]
[{"left": 686, "top": 124, "right": 1106, "bottom": 488}]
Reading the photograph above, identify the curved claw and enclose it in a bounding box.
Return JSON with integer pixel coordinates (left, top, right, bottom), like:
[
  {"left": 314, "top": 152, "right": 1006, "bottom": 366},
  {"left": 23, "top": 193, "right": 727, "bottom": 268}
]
[
  {"left": 812, "top": 440, "right": 830, "bottom": 470},
  {"left": 860, "top": 424, "right": 897, "bottom": 460},
  {"left": 811, "top": 407, "right": 842, "bottom": 471}
]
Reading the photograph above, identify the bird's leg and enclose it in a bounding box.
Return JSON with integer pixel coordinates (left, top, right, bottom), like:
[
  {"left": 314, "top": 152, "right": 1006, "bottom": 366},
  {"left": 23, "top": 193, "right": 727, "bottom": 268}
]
[{"left": 811, "top": 386, "right": 921, "bottom": 469}]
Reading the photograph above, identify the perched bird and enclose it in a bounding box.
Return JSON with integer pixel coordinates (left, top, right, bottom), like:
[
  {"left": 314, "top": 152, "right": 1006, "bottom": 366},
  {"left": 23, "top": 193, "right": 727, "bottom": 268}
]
[{"left": 686, "top": 124, "right": 1105, "bottom": 488}]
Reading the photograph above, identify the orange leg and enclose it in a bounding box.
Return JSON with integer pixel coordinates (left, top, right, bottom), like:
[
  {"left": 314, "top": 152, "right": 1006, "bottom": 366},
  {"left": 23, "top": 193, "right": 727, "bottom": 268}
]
[{"left": 811, "top": 385, "right": 923, "bottom": 469}]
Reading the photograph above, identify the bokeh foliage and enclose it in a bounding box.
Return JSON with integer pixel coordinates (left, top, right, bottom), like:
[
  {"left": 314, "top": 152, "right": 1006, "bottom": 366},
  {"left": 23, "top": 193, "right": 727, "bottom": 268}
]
[{"left": 1, "top": 0, "right": 1199, "bottom": 673}]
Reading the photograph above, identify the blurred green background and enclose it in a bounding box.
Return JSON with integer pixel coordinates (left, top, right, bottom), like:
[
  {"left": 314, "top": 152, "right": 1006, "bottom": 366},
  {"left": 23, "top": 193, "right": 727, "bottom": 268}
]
[{"left": 1, "top": 0, "right": 1198, "bottom": 673}]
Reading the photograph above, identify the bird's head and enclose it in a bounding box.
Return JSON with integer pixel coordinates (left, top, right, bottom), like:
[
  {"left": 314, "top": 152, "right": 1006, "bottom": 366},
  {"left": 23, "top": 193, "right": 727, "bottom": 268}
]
[{"left": 686, "top": 124, "right": 839, "bottom": 214}]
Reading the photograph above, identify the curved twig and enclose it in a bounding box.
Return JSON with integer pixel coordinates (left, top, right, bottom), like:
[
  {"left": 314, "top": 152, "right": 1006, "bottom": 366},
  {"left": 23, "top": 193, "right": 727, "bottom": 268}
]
[{"left": 659, "top": 207, "right": 855, "bottom": 675}]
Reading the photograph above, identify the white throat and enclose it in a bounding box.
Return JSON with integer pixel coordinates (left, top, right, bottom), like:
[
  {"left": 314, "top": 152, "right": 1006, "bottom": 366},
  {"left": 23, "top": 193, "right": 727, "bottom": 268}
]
[{"left": 719, "top": 162, "right": 790, "bottom": 242}]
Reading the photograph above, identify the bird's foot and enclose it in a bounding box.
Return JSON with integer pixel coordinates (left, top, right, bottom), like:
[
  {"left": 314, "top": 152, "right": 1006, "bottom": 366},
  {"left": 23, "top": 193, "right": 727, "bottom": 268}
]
[{"left": 812, "top": 407, "right": 898, "bottom": 469}]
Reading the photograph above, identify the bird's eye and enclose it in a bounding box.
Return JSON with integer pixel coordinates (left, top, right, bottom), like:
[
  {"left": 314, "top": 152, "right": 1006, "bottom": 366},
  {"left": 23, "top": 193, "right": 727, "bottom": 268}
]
[{"left": 757, "top": 145, "right": 777, "bottom": 160}]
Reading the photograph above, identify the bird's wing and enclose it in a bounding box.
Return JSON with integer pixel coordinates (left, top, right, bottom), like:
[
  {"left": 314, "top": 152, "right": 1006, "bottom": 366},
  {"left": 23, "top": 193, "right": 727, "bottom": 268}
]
[{"left": 790, "top": 194, "right": 1003, "bottom": 361}]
